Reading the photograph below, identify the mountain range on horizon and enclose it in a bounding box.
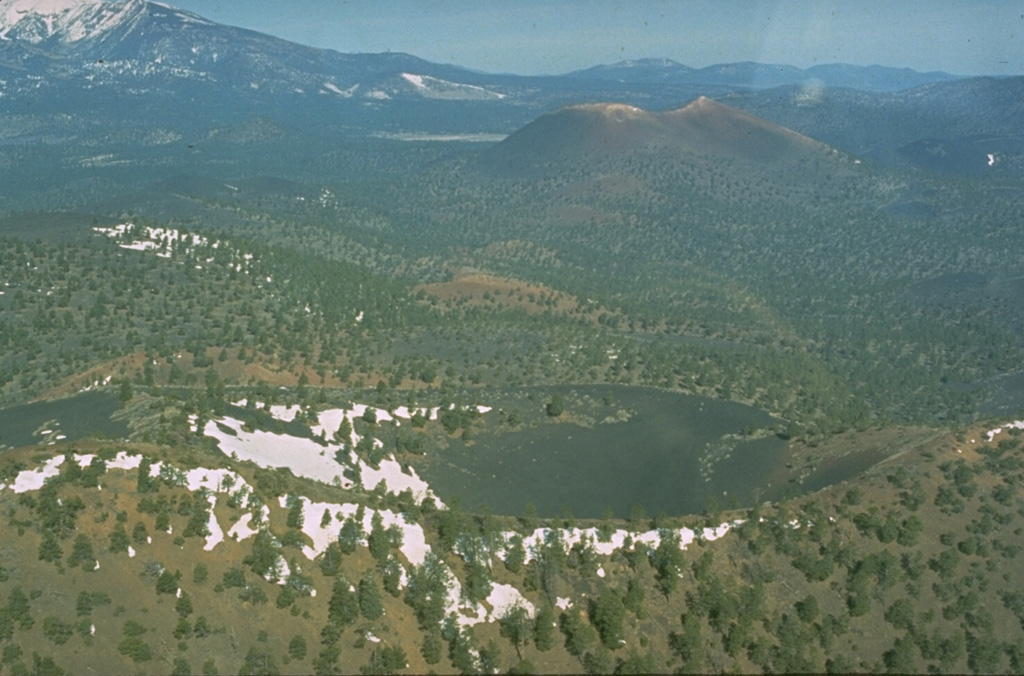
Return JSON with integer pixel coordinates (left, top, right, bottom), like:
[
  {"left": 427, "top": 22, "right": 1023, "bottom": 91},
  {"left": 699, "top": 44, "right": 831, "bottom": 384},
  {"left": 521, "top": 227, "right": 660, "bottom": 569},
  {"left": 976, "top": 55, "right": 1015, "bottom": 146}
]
[
  {"left": 0, "top": 0, "right": 1021, "bottom": 206},
  {"left": 0, "top": 0, "right": 981, "bottom": 89},
  {"left": 2, "top": 2, "right": 1024, "bottom": 674}
]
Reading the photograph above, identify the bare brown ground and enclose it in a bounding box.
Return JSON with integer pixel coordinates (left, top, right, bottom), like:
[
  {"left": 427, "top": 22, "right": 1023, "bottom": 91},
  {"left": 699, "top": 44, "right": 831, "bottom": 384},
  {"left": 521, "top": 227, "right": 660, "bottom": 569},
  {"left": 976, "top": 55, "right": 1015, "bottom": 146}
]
[
  {"left": 415, "top": 271, "right": 614, "bottom": 324},
  {"left": 38, "top": 346, "right": 434, "bottom": 400}
]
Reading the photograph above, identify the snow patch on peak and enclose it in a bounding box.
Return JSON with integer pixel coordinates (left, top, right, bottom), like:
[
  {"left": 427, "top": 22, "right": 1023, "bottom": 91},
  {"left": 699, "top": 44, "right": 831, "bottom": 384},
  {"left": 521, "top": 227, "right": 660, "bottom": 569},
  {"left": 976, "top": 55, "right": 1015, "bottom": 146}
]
[
  {"left": 618, "top": 57, "right": 678, "bottom": 68},
  {"left": 322, "top": 81, "right": 357, "bottom": 97},
  {"left": 1, "top": 0, "right": 98, "bottom": 18},
  {"left": 148, "top": 0, "right": 210, "bottom": 23},
  {"left": 1, "top": 0, "right": 91, "bottom": 38},
  {"left": 1, "top": 0, "right": 146, "bottom": 43},
  {"left": 400, "top": 72, "right": 424, "bottom": 88},
  {"left": 399, "top": 72, "right": 505, "bottom": 100}
]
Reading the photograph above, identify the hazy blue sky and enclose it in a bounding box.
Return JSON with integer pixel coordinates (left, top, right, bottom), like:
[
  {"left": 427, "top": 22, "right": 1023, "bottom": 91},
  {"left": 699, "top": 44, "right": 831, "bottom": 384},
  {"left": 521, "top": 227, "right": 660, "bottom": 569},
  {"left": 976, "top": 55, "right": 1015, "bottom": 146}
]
[{"left": 171, "top": 0, "right": 1023, "bottom": 76}]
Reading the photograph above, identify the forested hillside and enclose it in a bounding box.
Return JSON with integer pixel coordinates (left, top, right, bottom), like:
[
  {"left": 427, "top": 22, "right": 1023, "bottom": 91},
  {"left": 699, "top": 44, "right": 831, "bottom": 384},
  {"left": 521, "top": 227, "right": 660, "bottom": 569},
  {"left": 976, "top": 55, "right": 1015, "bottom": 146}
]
[
  {"left": 0, "top": 409, "right": 1021, "bottom": 674},
  {"left": 1, "top": 5, "right": 1023, "bottom": 671}
]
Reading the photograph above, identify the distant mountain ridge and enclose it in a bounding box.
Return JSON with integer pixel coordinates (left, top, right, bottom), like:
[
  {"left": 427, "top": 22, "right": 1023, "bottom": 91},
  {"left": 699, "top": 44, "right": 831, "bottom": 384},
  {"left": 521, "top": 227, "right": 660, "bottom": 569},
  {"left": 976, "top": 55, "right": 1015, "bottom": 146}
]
[
  {"left": 0, "top": 0, "right": 970, "bottom": 105},
  {"left": 565, "top": 58, "right": 961, "bottom": 92},
  {"left": 721, "top": 76, "right": 1024, "bottom": 173},
  {"left": 0, "top": 0, "right": 1020, "bottom": 203},
  {"left": 0, "top": 0, "right": 493, "bottom": 101}
]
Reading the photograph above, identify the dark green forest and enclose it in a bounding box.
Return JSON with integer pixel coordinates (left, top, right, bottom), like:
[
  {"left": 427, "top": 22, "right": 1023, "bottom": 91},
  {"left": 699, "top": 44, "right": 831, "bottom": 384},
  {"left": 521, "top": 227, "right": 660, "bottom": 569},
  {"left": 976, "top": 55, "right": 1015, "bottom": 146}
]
[{"left": 2, "top": 72, "right": 1024, "bottom": 675}]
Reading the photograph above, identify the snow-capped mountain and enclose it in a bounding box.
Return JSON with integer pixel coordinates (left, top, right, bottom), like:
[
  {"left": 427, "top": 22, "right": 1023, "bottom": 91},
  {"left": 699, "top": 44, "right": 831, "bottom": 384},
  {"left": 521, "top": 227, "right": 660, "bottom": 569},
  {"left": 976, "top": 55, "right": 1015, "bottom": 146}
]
[
  {"left": 0, "top": 0, "right": 980, "bottom": 126},
  {"left": 0, "top": 0, "right": 162, "bottom": 45},
  {"left": 0, "top": 0, "right": 546, "bottom": 205},
  {"left": 0, "top": 0, "right": 1015, "bottom": 210},
  {"left": 0, "top": 0, "right": 511, "bottom": 103}
]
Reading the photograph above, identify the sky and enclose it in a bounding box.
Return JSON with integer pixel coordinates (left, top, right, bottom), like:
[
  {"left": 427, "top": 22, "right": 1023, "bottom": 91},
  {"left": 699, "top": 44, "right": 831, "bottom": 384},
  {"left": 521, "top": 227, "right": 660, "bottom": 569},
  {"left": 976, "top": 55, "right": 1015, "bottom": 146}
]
[{"left": 169, "top": 0, "right": 1023, "bottom": 76}]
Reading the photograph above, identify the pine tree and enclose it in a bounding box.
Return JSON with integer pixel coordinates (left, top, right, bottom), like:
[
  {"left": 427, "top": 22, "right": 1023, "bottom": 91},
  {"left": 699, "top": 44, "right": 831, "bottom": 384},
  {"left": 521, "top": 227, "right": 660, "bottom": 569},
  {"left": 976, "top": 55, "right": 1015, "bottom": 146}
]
[
  {"left": 238, "top": 646, "right": 278, "bottom": 676},
  {"left": 421, "top": 626, "right": 443, "bottom": 665},
  {"left": 288, "top": 635, "right": 307, "bottom": 660},
  {"left": 75, "top": 591, "right": 93, "bottom": 617},
  {"left": 534, "top": 605, "right": 556, "bottom": 652},
  {"left": 137, "top": 457, "right": 154, "bottom": 493},
  {"left": 590, "top": 586, "right": 626, "bottom": 649},
  {"left": 156, "top": 570, "right": 179, "bottom": 595},
  {"left": 381, "top": 556, "right": 402, "bottom": 597},
  {"left": 651, "top": 530, "right": 684, "bottom": 597},
  {"left": 500, "top": 603, "right": 533, "bottom": 659},
  {"left": 286, "top": 495, "right": 304, "bottom": 529},
  {"left": 67, "top": 534, "right": 95, "bottom": 570},
  {"left": 464, "top": 560, "right": 492, "bottom": 605},
  {"left": 38, "top": 532, "right": 63, "bottom": 566},
  {"left": 505, "top": 534, "right": 526, "bottom": 573},
  {"left": 338, "top": 515, "right": 361, "bottom": 555},
  {"left": 358, "top": 572, "right": 384, "bottom": 620},
  {"left": 7, "top": 587, "right": 34, "bottom": 630},
  {"left": 561, "top": 611, "right": 597, "bottom": 662},
  {"left": 109, "top": 524, "right": 130, "bottom": 553},
  {"left": 670, "top": 613, "right": 703, "bottom": 673},
  {"left": 367, "top": 512, "right": 390, "bottom": 564},
  {"left": 119, "top": 379, "right": 133, "bottom": 404},
  {"left": 327, "top": 577, "right": 359, "bottom": 626},
  {"left": 319, "top": 543, "right": 342, "bottom": 576},
  {"left": 132, "top": 521, "right": 149, "bottom": 545},
  {"left": 175, "top": 592, "right": 193, "bottom": 618},
  {"left": 171, "top": 657, "right": 192, "bottom": 676}
]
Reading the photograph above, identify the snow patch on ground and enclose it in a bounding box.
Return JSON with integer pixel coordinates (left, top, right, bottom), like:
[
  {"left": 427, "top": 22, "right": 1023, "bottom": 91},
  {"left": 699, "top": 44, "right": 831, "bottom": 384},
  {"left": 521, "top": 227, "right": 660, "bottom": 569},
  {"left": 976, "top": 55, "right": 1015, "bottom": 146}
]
[
  {"left": 200, "top": 416, "right": 350, "bottom": 486},
  {"left": 502, "top": 522, "right": 742, "bottom": 565},
  {"left": 107, "top": 450, "right": 144, "bottom": 473},
  {"left": 985, "top": 420, "right": 1024, "bottom": 443},
  {"left": 0, "top": 452, "right": 267, "bottom": 556},
  {"left": 184, "top": 467, "right": 246, "bottom": 494},
  {"left": 485, "top": 584, "right": 535, "bottom": 620},
  {"left": 228, "top": 513, "right": 260, "bottom": 541},
  {"left": 7, "top": 455, "right": 65, "bottom": 493},
  {"left": 284, "top": 495, "right": 430, "bottom": 566},
  {"left": 309, "top": 403, "right": 438, "bottom": 446},
  {"left": 203, "top": 495, "right": 224, "bottom": 551},
  {"left": 93, "top": 224, "right": 256, "bottom": 273},
  {"left": 359, "top": 457, "right": 433, "bottom": 503},
  {"left": 0, "top": 443, "right": 751, "bottom": 631},
  {"left": 442, "top": 571, "right": 535, "bottom": 628},
  {"left": 198, "top": 402, "right": 463, "bottom": 504}
]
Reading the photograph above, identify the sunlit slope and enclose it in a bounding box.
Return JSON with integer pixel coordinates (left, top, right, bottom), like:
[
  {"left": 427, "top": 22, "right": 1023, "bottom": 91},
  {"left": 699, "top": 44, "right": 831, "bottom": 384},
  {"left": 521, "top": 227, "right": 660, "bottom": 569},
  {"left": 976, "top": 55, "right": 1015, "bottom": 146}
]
[
  {"left": 0, "top": 407, "right": 1021, "bottom": 674},
  {"left": 376, "top": 98, "right": 1024, "bottom": 431},
  {"left": 474, "top": 97, "right": 848, "bottom": 178}
]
